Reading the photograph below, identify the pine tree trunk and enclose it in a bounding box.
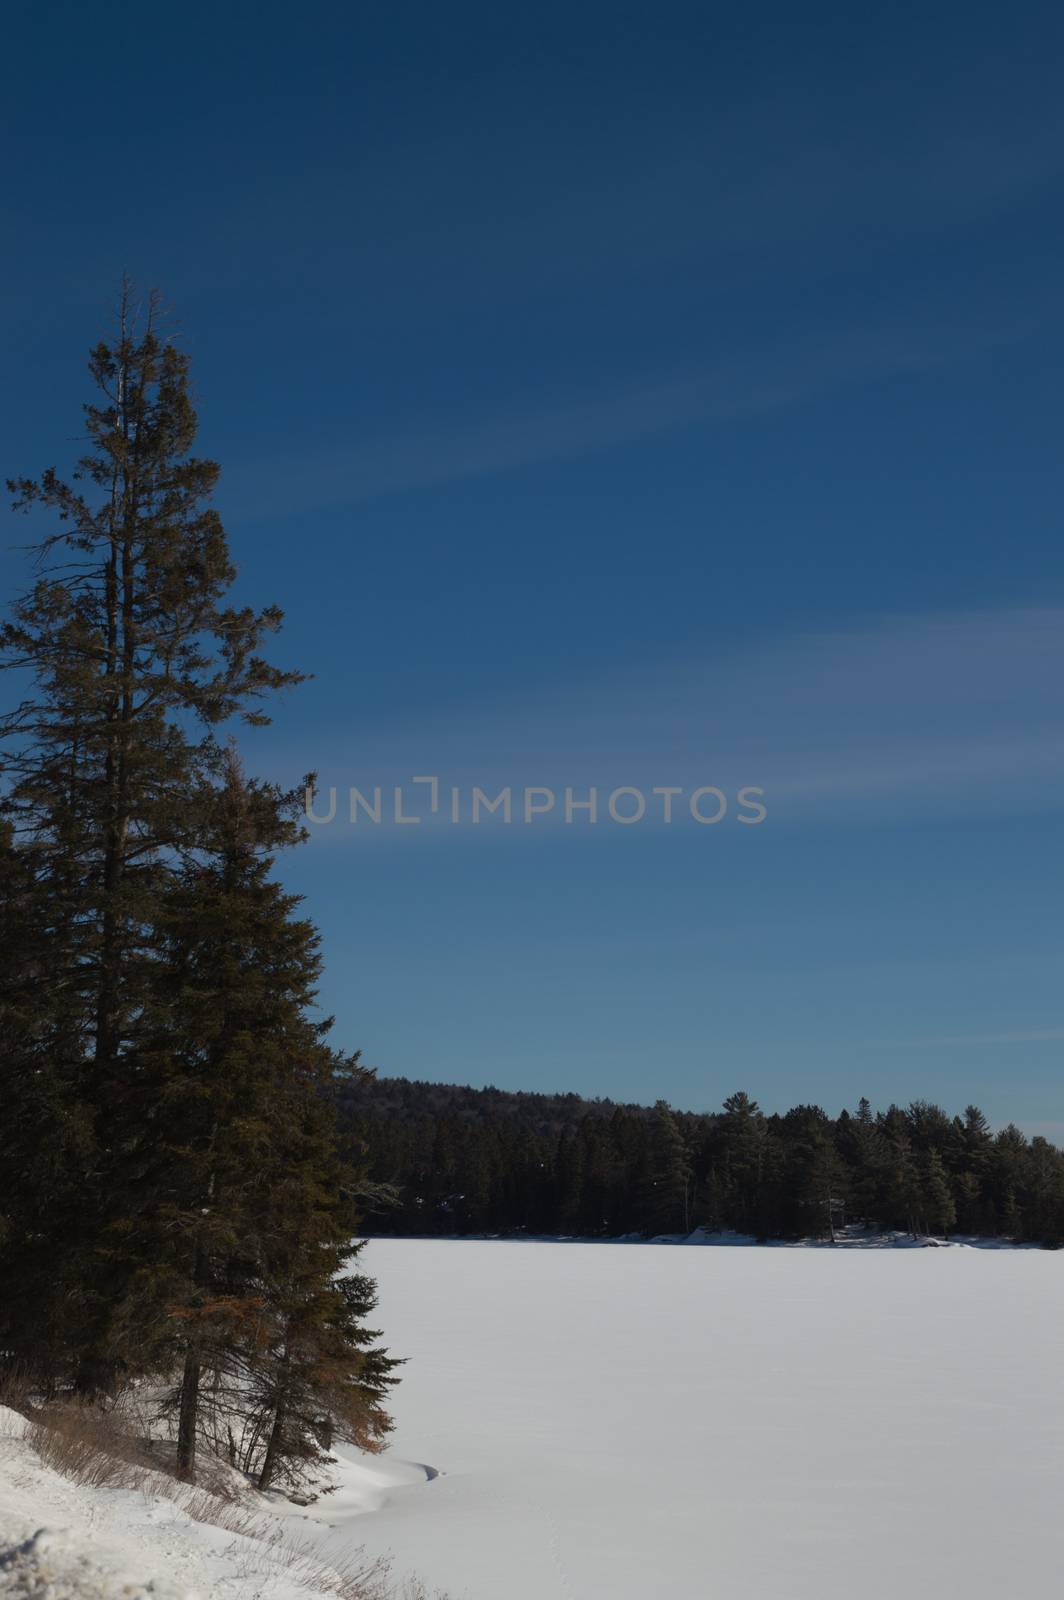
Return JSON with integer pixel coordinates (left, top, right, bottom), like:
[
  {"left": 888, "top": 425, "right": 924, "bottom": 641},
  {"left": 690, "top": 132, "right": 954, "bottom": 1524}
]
[
  {"left": 176, "top": 1347, "right": 201, "bottom": 1481},
  {"left": 94, "top": 325, "right": 144, "bottom": 1086},
  {"left": 257, "top": 1333, "right": 293, "bottom": 1493},
  {"left": 257, "top": 1396, "right": 287, "bottom": 1491},
  {"left": 94, "top": 340, "right": 126, "bottom": 1086}
]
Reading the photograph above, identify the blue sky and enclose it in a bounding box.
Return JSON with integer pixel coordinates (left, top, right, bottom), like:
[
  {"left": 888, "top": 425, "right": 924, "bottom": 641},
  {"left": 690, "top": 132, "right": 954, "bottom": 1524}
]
[{"left": 3, "top": 1, "right": 1064, "bottom": 1131}]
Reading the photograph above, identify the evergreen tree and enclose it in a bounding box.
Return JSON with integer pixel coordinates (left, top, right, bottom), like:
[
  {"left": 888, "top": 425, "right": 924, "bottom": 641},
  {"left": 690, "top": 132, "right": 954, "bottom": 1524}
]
[
  {"left": 906, "top": 1099, "right": 953, "bottom": 1155},
  {"left": 707, "top": 1092, "right": 766, "bottom": 1235},
  {"left": 950, "top": 1106, "right": 995, "bottom": 1232},
  {"left": 918, "top": 1150, "right": 956, "bottom": 1237},
  {"left": 251, "top": 1054, "right": 399, "bottom": 1490},
  {"left": 578, "top": 1122, "right": 620, "bottom": 1236},
  {"left": 99, "top": 758, "right": 395, "bottom": 1481},
  {"left": 1022, "top": 1138, "right": 1064, "bottom": 1246},
  {"left": 556, "top": 1131, "right": 586, "bottom": 1234},
  {"left": 992, "top": 1125, "right": 1030, "bottom": 1236},
  {"left": 3, "top": 286, "right": 298, "bottom": 1081},
  {"left": 779, "top": 1105, "right": 846, "bottom": 1240},
  {"left": 1, "top": 288, "right": 300, "bottom": 1391},
  {"left": 637, "top": 1102, "right": 692, "bottom": 1236},
  {"left": 836, "top": 1098, "right": 883, "bottom": 1226},
  {"left": 875, "top": 1110, "right": 923, "bottom": 1235},
  {"left": 1, "top": 292, "right": 397, "bottom": 1477}
]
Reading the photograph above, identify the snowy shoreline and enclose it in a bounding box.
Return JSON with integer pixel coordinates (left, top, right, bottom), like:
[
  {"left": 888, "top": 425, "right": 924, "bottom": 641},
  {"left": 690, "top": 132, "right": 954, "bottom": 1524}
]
[{"left": 361, "top": 1224, "right": 1047, "bottom": 1248}]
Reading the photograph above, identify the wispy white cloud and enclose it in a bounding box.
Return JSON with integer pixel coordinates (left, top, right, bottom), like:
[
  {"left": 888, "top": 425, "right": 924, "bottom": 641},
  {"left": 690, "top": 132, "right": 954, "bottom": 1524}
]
[
  {"left": 223, "top": 317, "right": 1033, "bottom": 519},
  {"left": 883, "top": 1028, "right": 1064, "bottom": 1048},
  {"left": 281, "top": 604, "right": 1064, "bottom": 841},
  {"left": 197, "top": 91, "right": 1064, "bottom": 321}
]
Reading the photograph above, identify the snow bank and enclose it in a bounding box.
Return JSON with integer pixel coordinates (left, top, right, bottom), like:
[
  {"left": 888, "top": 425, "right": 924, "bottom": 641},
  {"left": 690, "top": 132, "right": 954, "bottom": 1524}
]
[
  {"left": 0, "top": 1409, "right": 339, "bottom": 1600},
  {"left": 0, "top": 1526, "right": 192, "bottom": 1599}
]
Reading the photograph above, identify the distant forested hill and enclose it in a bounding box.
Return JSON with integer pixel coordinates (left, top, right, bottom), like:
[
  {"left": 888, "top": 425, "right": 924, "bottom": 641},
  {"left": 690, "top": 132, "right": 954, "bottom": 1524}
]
[
  {"left": 337, "top": 1074, "right": 659, "bottom": 1133},
  {"left": 336, "top": 1077, "right": 1064, "bottom": 1246}
]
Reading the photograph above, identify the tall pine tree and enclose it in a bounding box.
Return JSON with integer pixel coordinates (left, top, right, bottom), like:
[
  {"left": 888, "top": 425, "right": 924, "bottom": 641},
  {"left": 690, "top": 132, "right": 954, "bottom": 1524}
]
[
  {"left": 1, "top": 286, "right": 301, "bottom": 1388},
  {"left": 1, "top": 289, "right": 396, "bottom": 1479}
]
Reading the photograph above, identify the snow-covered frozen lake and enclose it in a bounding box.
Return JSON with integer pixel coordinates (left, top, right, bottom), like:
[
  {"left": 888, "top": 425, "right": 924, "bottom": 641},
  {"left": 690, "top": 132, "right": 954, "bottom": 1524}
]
[{"left": 316, "top": 1238, "right": 1064, "bottom": 1600}]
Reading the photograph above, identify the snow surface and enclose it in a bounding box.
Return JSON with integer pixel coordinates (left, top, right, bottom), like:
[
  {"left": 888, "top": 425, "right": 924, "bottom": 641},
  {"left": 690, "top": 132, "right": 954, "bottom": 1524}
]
[
  {"left": 4, "top": 1240, "right": 1063, "bottom": 1598},
  {"left": 302, "top": 1237, "right": 1064, "bottom": 1599},
  {"left": 0, "top": 1406, "right": 371, "bottom": 1600}
]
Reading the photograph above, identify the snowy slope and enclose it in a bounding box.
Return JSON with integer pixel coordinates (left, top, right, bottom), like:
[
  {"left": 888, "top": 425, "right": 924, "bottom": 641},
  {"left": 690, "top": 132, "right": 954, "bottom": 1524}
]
[
  {"left": 0, "top": 1406, "right": 377, "bottom": 1600},
  {"left": 300, "top": 1238, "right": 1064, "bottom": 1600}
]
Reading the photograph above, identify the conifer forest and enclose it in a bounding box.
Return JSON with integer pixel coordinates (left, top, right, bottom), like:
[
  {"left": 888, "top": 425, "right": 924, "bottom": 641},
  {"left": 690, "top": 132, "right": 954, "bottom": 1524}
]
[{"left": 341, "top": 1077, "right": 1064, "bottom": 1245}]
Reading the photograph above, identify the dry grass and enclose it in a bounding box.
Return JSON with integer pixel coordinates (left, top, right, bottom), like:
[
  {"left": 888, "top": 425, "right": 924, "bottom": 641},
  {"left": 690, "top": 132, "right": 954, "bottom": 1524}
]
[
  {"left": 16, "top": 1400, "right": 449, "bottom": 1599},
  {"left": 26, "top": 1400, "right": 155, "bottom": 1488},
  {"left": 180, "top": 1489, "right": 392, "bottom": 1600}
]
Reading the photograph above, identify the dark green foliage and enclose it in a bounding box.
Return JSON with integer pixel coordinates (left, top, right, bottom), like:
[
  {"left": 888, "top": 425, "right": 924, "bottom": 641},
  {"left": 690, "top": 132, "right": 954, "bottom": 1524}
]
[
  {"left": 703, "top": 1092, "right": 769, "bottom": 1235},
  {"left": 776, "top": 1105, "right": 847, "bottom": 1240},
  {"left": 918, "top": 1151, "right": 957, "bottom": 1237},
  {"left": 0, "top": 815, "right": 96, "bottom": 1381},
  {"left": 339, "top": 1076, "right": 1064, "bottom": 1247},
  {"left": 0, "top": 291, "right": 394, "bottom": 1489},
  {"left": 636, "top": 1102, "right": 693, "bottom": 1236},
  {"left": 3, "top": 290, "right": 299, "bottom": 1092}
]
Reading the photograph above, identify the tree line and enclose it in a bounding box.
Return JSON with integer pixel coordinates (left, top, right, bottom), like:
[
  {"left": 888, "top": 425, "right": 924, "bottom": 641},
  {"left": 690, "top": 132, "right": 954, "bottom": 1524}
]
[
  {"left": 339, "top": 1076, "right": 1064, "bottom": 1246},
  {"left": 0, "top": 290, "right": 396, "bottom": 1489}
]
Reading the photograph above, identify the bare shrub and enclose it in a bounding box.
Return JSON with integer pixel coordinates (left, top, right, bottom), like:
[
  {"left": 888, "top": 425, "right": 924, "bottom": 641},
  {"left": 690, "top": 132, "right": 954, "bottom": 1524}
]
[{"left": 26, "top": 1401, "right": 154, "bottom": 1488}]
